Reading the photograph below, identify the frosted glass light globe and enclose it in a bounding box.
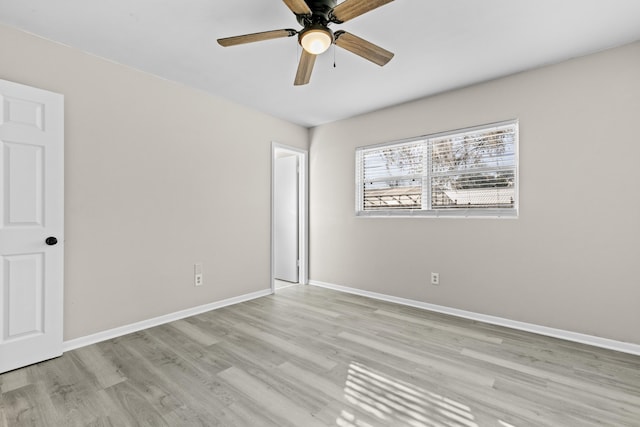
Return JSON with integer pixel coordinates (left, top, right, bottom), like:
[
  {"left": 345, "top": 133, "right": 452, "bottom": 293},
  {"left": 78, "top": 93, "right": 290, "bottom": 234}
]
[{"left": 301, "top": 29, "right": 332, "bottom": 55}]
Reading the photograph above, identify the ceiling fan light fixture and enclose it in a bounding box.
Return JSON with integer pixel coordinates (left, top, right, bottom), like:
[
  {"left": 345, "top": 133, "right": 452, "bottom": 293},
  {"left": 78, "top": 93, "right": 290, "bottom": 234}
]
[
  {"left": 218, "top": 0, "right": 396, "bottom": 86},
  {"left": 300, "top": 26, "right": 333, "bottom": 55}
]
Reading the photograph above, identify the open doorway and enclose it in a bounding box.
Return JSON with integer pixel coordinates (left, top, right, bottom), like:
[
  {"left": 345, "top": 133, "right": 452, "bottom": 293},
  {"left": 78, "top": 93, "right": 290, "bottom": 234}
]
[{"left": 271, "top": 143, "right": 308, "bottom": 292}]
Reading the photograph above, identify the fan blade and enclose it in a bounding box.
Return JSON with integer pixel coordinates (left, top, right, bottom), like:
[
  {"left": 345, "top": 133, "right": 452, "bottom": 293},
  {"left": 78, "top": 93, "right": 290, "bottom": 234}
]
[
  {"left": 334, "top": 31, "right": 394, "bottom": 66},
  {"left": 294, "top": 49, "right": 317, "bottom": 86},
  {"left": 283, "top": 0, "right": 312, "bottom": 15},
  {"left": 331, "top": 0, "right": 394, "bottom": 23},
  {"left": 217, "top": 29, "right": 297, "bottom": 47}
]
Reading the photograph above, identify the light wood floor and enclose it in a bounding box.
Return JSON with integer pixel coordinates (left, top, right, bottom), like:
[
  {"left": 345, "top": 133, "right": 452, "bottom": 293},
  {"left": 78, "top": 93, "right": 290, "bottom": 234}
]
[{"left": 1, "top": 285, "right": 639, "bottom": 426}]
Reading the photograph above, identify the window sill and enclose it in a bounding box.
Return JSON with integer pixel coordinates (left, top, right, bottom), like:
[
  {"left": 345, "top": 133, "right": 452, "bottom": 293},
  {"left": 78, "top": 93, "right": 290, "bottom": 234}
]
[{"left": 356, "top": 208, "right": 518, "bottom": 219}]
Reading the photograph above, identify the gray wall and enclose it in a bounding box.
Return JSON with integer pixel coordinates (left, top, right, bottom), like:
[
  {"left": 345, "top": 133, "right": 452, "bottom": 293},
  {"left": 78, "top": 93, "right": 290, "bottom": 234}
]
[
  {"left": 309, "top": 41, "right": 640, "bottom": 345},
  {"left": 0, "top": 24, "right": 308, "bottom": 340}
]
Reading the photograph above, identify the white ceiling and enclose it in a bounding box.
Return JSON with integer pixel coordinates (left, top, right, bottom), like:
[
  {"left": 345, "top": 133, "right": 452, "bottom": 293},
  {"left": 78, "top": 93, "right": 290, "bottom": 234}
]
[{"left": 1, "top": 0, "right": 640, "bottom": 127}]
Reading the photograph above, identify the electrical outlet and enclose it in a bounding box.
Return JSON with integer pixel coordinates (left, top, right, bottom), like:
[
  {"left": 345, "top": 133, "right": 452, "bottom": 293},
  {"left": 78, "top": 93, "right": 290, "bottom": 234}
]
[
  {"left": 431, "top": 272, "right": 439, "bottom": 286},
  {"left": 194, "top": 263, "right": 203, "bottom": 287}
]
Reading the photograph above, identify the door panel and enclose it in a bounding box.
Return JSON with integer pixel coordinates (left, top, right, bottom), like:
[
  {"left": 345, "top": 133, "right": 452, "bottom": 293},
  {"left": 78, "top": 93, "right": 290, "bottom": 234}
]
[
  {"left": 274, "top": 156, "right": 298, "bottom": 283},
  {"left": 0, "top": 79, "right": 64, "bottom": 373},
  {"left": 5, "top": 142, "right": 44, "bottom": 225},
  {"left": 5, "top": 254, "right": 44, "bottom": 338}
]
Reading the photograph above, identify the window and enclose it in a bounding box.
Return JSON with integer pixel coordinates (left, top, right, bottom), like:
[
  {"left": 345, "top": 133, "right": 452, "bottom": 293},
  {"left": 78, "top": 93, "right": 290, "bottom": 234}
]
[{"left": 356, "top": 120, "right": 518, "bottom": 217}]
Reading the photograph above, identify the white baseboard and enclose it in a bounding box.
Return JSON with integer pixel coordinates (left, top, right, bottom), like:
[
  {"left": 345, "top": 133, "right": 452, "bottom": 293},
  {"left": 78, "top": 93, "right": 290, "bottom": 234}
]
[
  {"left": 63, "top": 288, "right": 273, "bottom": 352},
  {"left": 309, "top": 280, "right": 640, "bottom": 357}
]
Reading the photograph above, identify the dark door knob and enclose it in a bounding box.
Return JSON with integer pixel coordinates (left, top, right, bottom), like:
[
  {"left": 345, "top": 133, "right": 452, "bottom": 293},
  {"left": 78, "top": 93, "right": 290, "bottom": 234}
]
[{"left": 45, "top": 236, "right": 58, "bottom": 246}]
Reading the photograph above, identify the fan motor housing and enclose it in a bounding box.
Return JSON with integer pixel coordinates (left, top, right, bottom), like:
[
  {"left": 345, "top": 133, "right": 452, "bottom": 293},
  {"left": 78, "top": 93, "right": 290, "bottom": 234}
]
[{"left": 297, "top": 0, "right": 337, "bottom": 26}]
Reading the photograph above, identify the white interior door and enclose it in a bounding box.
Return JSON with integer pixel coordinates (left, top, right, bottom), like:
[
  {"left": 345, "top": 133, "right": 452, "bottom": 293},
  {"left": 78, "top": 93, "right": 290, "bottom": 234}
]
[
  {"left": 0, "top": 79, "right": 64, "bottom": 373},
  {"left": 274, "top": 155, "right": 298, "bottom": 283}
]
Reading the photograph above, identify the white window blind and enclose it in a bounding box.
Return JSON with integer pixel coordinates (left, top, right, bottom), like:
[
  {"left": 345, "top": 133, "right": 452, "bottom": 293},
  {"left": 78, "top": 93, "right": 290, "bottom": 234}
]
[
  {"left": 359, "top": 141, "right": 424, "bottom": 210},
  {"left": 356, "top": 121, "right": 518, "bottom": 217}
]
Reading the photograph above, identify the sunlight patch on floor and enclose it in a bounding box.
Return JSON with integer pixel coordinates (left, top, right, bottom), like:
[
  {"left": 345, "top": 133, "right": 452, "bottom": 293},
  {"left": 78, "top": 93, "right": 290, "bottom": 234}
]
[{"left": 337, "top": 362, "right": 479, "bottom": 427}]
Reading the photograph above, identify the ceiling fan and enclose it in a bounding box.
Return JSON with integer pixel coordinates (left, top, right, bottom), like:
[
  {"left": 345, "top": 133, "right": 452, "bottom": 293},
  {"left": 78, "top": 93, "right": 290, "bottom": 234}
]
[{"left": 217, "top": 0, "right": 395, "bottom": 86}]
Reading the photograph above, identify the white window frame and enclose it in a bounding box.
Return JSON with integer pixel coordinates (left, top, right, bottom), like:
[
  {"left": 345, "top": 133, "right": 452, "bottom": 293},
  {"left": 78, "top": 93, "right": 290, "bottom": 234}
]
[{"left": 355, "top": 120, "right": 519, "bottom": 218}]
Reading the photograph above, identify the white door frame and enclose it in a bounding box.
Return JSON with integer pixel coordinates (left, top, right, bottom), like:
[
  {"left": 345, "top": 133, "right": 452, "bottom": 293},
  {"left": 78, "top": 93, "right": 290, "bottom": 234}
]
[{"left": 271, "top": 142, "right": 308, "bottom": 291}]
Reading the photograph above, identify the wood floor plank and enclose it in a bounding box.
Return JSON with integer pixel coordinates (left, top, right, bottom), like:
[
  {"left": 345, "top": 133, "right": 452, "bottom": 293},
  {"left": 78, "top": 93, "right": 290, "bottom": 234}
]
[
  {"left": 0, "top": 369, "right": 30, "bottom": 394},
  {"left": 233, "top": 322, "right": 337, "bottom": 371},
  {"left": 1, "top": 284, "right": 639, "bottom": 426},
  {"left": 218, "top": 367, "right": 327, "bottom": 427},
  {"left": 168, "top": 319, "right": 220, "bottom": 347},
  {"left": 1, "top": 383, "right": 60, "bottom": 426},
  {"left": 72, "top": 345, "right": 127, "bottom": 390},
  {"left": 461, "top": 347, "right": 640, "bottom": 406},
  {"left": 101, "top": 380, "right": 169, "bottom": 427},
  {"left": 374, "top": 309, "right": 504, "bottom": 344}
]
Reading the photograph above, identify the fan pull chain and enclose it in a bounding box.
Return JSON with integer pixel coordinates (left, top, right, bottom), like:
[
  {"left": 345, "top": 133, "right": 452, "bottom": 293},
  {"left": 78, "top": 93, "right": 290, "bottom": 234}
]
[{"left": 333, "top": 44, "right": 337, "bottom": 68}]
